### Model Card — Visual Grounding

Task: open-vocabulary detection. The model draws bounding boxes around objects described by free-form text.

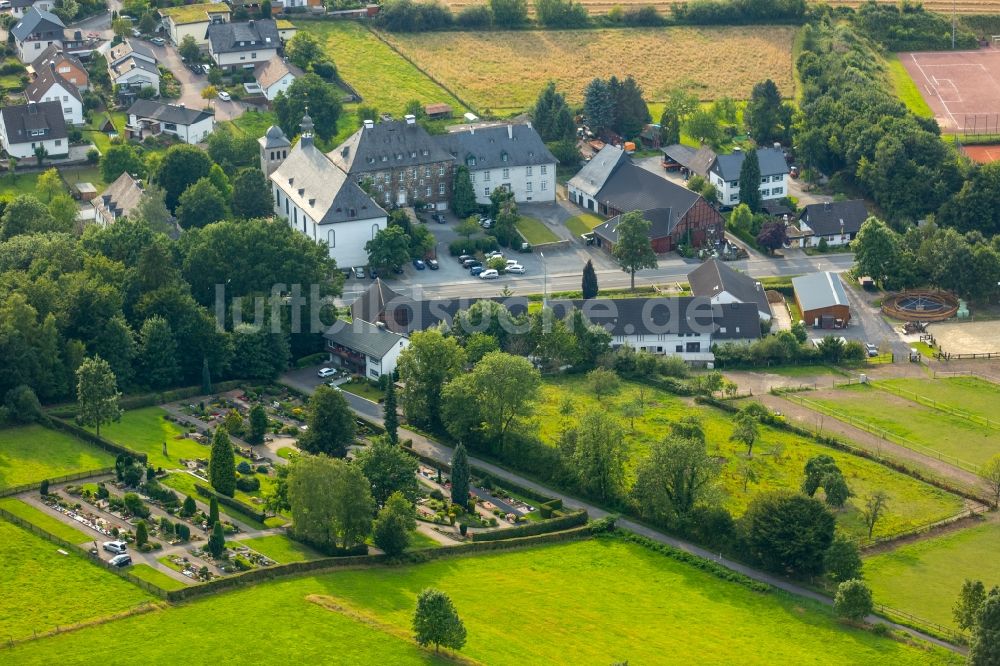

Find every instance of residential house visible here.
[707,147,789,207]
[126,100,214,144]
[253,56,302,101]
[92,172,145,226]
[258,124,291,177]
[107,39,157,69]
[280,0,324,10]
[160,3,230,47]
[206,19,279,70]
[107,41,160,98]
[24,62,83,125]
[60,29,98,59]
[267,116,389,269]
[10,7,64,62]
[30,45,88,90]
[9,0,55,19]
[323,318,409,380]
[435,123,556,205]
[328,116,454,210]
[687,258,772,321]
[792,272,851,329]
[794,200,869,248]
[275,19,297,41]
[0,100,68,159]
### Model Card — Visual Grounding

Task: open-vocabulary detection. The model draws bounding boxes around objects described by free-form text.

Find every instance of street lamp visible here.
[539,251,547,306]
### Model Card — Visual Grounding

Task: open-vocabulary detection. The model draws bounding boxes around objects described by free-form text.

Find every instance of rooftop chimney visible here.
[404,114,415,125]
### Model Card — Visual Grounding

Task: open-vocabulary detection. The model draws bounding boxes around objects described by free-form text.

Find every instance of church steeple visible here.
[300,107,314,148]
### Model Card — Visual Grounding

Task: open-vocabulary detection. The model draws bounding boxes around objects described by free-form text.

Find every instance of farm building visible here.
[424,103,452,119]
[792,272,851,329]
[688,258,772,321]
[794,200,869,248]
[661,144,716,177]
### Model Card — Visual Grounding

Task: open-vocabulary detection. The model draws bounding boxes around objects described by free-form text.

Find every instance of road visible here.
[278,369,960,653]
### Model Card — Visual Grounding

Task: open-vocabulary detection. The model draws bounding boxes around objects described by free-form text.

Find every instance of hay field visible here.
[381,26,796,112]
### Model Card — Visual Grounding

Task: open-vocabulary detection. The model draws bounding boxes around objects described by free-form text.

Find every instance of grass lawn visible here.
[0,172,43,199]
[61,165,107,191]
[408,529,441,549]
[225,108,279,139]
[886,54,934,119]
[159,471,269,530]
[296,22,463,117]
[338,381,384,403]
[236,534,322,563]
[88,407,212,470]
[515,216,560,245]
[276,446,299,459]
[874,376,1000,425]
[564,212,605,237]
[0,520,154,642]
[538,377,964,539]
[5,538,955,664]
[0,497,96,544]
[0,425,114,490]
[128,564,188,592]
[380,27,796,114]
[808,384,1000,468]
[865,520,1000,631]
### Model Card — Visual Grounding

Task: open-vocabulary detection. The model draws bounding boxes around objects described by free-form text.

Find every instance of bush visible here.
[834,579,874,621]
[135,520,148,547]
[175,522,191,541]
[40,479,49,496]
[123,492,150,518]
[236,475,261,492]
[456,4,492,27]
[448,236,500,256]
[311,61,337,81]
[86,148,100,163]
[237,461,253,474]
[472,510,588,542]
[622,5,664,25]
[256,465,269,475]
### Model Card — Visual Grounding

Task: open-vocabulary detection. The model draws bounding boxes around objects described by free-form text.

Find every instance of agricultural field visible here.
[0,520,154,642]
[806,383,1000,468]
[0,425,114,490]
[874,376,1000,424]
[380,27,797,113]
[2,538,956,664]
[865,519,1000,631]
[537,377,965,539]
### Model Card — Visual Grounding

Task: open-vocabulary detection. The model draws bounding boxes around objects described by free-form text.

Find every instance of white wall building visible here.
[9,0,56,19]
[159,3,230,47]
[324,319,409,380]
[207,19,279,70]
[707,147,789,207]
[10,7,64,62]
[567,144,626,213]
[0,100,68,159]
[126,100,214,144]
[253,57,302,101]
[107,40,159,95]
[24,63,83,125]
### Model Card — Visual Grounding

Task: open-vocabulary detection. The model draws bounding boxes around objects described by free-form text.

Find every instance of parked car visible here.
[102,541,127,555]
[486,251,503,260]
[479,269,499,280]
[865,343,879,357]
[131,28,141,37]
[480,219,493,229]
[462,258,481,269]
[412,259,426,270]
[369,266,378,279]
[201,64,212,74]
[188,63,202,75]
[505,259,519,266]
[392,264,404,274]
[458,254,473,264]
[470,266,485,276]
[352,266,365,279]
[150,37,165,46]
[109,554,133,568]
[340,267,352,279]
[427,258,439,270]
[506,264,526,274]
[433,213,446,224]
[217,90,231,102]
[318,367,336,378]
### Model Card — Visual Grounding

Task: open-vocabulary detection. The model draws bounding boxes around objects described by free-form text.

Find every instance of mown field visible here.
[0,425,114,490]
[865,519,1000,631]
[0,520,154,642]
[380,26,797,112]
[3,538,957,664]
[537,377,965,539]
[0,497,95,544]
[87,407,206,470]
[807,383,1000,468]
[875,376,1000,424]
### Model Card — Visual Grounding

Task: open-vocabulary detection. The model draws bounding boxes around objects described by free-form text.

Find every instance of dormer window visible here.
[298,188,305,196]
[349,208,356,217]
[381,155,387,162]
[367,156,375,164]
[288,177,294,185]
[501,152,508,162]
[410,151,416,158]
[421,149,429,156]
[467,156,476,167]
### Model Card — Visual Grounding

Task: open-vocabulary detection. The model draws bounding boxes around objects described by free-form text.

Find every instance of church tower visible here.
[258,124,291,178]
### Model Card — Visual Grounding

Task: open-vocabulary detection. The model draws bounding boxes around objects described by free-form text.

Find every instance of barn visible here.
[792,272,851,329]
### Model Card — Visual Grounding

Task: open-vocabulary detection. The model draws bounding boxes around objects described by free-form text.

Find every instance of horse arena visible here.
[900,48,1000,134]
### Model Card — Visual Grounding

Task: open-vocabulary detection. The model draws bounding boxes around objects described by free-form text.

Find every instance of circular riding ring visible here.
[881,289,959,322]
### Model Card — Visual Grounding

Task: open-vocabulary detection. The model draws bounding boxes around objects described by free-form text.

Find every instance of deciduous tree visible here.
[861,490,889,540]
[287,454,374,550]
[273,73,342,142]
[156,144,213,211]
[834,579,873,621]
[355,436,419,508]
[980,454,1000,508]
[824,535,863,583]
[968,586,1000,666]
[742,491,835,577]
[955,579,987,632]
[137,315,180,389]
[248,403,268,444]
[366,225,411,270]
[231,167,274,219]
[632,435,720,521]
[285,32,323,70]
[413,588,467,652]
[611,211,656,290]
[177,178,228,229]
[397,330,466,430]
[101,145,146,184]
[373,491,415,556]
[76,356,121,437]
[299,385,356,458]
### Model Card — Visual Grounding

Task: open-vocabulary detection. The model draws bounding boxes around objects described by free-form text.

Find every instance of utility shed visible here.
[792,271,851,329]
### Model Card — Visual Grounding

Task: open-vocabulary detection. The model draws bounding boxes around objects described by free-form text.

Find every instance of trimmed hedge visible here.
[46,380,244,419]
[47,418,148,464]
[194,483,266,524]
[539,498,562,518]
[472,509,588,542]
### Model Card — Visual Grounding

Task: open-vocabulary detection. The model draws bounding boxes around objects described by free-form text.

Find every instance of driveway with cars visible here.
[148,40,247,121]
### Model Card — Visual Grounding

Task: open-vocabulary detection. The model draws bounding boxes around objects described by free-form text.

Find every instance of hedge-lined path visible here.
[279,375,963,654]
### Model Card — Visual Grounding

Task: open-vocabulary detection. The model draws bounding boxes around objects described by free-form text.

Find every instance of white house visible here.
[92,172,145,226]
[10,7,64,62]
[126,100,214,144]
[435,123,557,205]
[30,45,89,90]
[9,0,56,19]
[206,19,279,70]
[106,40,159,95]
[687,258,772,322]
[567,144,626,213]
[159,3,230,47]
[266,116,389,269]
[707,147,789,207]
[794,200,869,249]
[24,62,83,125]
[0,100,68,159]
[253,57,302,101]
[324,319,409,380]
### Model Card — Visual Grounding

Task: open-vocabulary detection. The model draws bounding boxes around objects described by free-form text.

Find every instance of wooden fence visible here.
[870,381,998,430]
[0,468,114,499]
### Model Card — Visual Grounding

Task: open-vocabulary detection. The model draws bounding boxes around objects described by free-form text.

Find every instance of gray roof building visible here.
[710,147,789,181]
[107,39,156,66]
[661,144,717,177]
[30,44,85,78]
[324,318,406,360]
[260,124,291,150]
[207,19,279,54]
[799,200,869,237]
[93,172,145,225]
[25,62,81,103]
[329,118,455,175]
[595,161,701,221]
[436,123,556,170]
[567,144,626,198]
[127,99,213,126]
[792,272,850,313]
[11,7,64,42]
[687,258,772,319]
[0,100,67,146]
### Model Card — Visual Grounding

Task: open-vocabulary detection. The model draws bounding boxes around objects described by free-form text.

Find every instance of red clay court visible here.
[900,48,1000,133]
[961,144,1000,163]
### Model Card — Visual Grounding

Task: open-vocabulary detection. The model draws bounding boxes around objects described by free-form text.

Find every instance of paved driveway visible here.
[148,41,247,121]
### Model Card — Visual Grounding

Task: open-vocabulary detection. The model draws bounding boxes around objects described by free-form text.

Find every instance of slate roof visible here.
[662,143,696,166]
[329,119,455,175]
[800,200,869,237]
[544,298,761,340]
[567,144,626,197]
[436,123,556,171]
[30,45,85,79]
[270,137,386,226]
[95,172,144,221]
[207,19,279,54]
[710,147,788,181]
[108,39,156,66]
[324,318,406,359]
[25,62,81,103]
[127,100,213,126]
[594,207,671,245]
[687,258,772,319]
[253,57,302,90]
[11,7,64,41]
[260,124,290,149]
[792,272,850,313]
[595,161,701,221]
[0,101,67,145]
[689,147,718,177]
[110,56,159,80]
